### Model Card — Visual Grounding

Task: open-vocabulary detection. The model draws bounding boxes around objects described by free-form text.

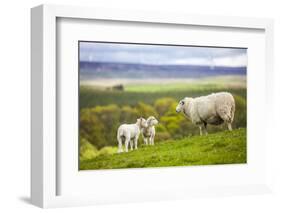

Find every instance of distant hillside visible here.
[80,61,247,80]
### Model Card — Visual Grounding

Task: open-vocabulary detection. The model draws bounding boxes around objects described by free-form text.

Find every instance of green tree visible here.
[80,108,107,149]
[93,104,121,147]
[136,102,158,118]
[154,97,177,116]
[120,105,138,123]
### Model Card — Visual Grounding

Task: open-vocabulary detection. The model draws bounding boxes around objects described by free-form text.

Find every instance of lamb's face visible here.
[147,116,158,126]
[137,118,148,128]
[176,98,186,113]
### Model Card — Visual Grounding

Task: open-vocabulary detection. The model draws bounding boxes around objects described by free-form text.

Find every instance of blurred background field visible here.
[79,76,247,164]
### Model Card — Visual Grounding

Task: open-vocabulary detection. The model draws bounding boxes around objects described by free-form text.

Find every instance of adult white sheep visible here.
[176,92,235,135]
[142,116,158,146]
[117,118,148,153]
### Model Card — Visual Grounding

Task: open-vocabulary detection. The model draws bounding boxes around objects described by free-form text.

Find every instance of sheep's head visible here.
[146,116,158,126]
[137,117,148,128]
[176,97,190,113]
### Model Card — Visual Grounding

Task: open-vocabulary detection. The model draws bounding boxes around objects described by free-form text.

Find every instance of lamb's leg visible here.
[129,140,134,150]
[134,136,139,150]
[117,137,123,153]
[124,138,130,152]
[150,135,155,145]
[143,138,148,145]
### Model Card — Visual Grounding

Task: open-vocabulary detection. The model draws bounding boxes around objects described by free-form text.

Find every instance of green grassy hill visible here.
[80,128,246,170]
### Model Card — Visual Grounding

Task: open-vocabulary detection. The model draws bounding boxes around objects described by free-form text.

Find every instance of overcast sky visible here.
[79,42,247,67]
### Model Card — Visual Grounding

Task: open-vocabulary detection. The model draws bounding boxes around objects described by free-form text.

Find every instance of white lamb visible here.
[117,118,148,153]
[142,116,158,146]
[176,92,235,135]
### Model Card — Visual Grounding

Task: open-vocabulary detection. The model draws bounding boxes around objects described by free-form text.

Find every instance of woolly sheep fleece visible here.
[176,92,235,135]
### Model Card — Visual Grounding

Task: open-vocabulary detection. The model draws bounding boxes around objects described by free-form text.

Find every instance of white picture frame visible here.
[31,4,274,208]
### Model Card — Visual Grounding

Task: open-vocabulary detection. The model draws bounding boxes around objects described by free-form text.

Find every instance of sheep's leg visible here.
[199,126,203,136]
[218,110,233,131]
[124,138,130,152]
[203,123,208,135]
[227,123,233,131]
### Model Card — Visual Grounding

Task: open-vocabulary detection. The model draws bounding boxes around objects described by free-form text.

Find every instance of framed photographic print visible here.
[31,4,274,208]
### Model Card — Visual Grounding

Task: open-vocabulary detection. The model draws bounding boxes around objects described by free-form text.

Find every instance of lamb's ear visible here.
[146,118,150,125]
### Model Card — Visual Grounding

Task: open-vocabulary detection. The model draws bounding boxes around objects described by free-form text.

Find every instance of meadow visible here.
[80,128,246,170]
[79,76,247,169]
